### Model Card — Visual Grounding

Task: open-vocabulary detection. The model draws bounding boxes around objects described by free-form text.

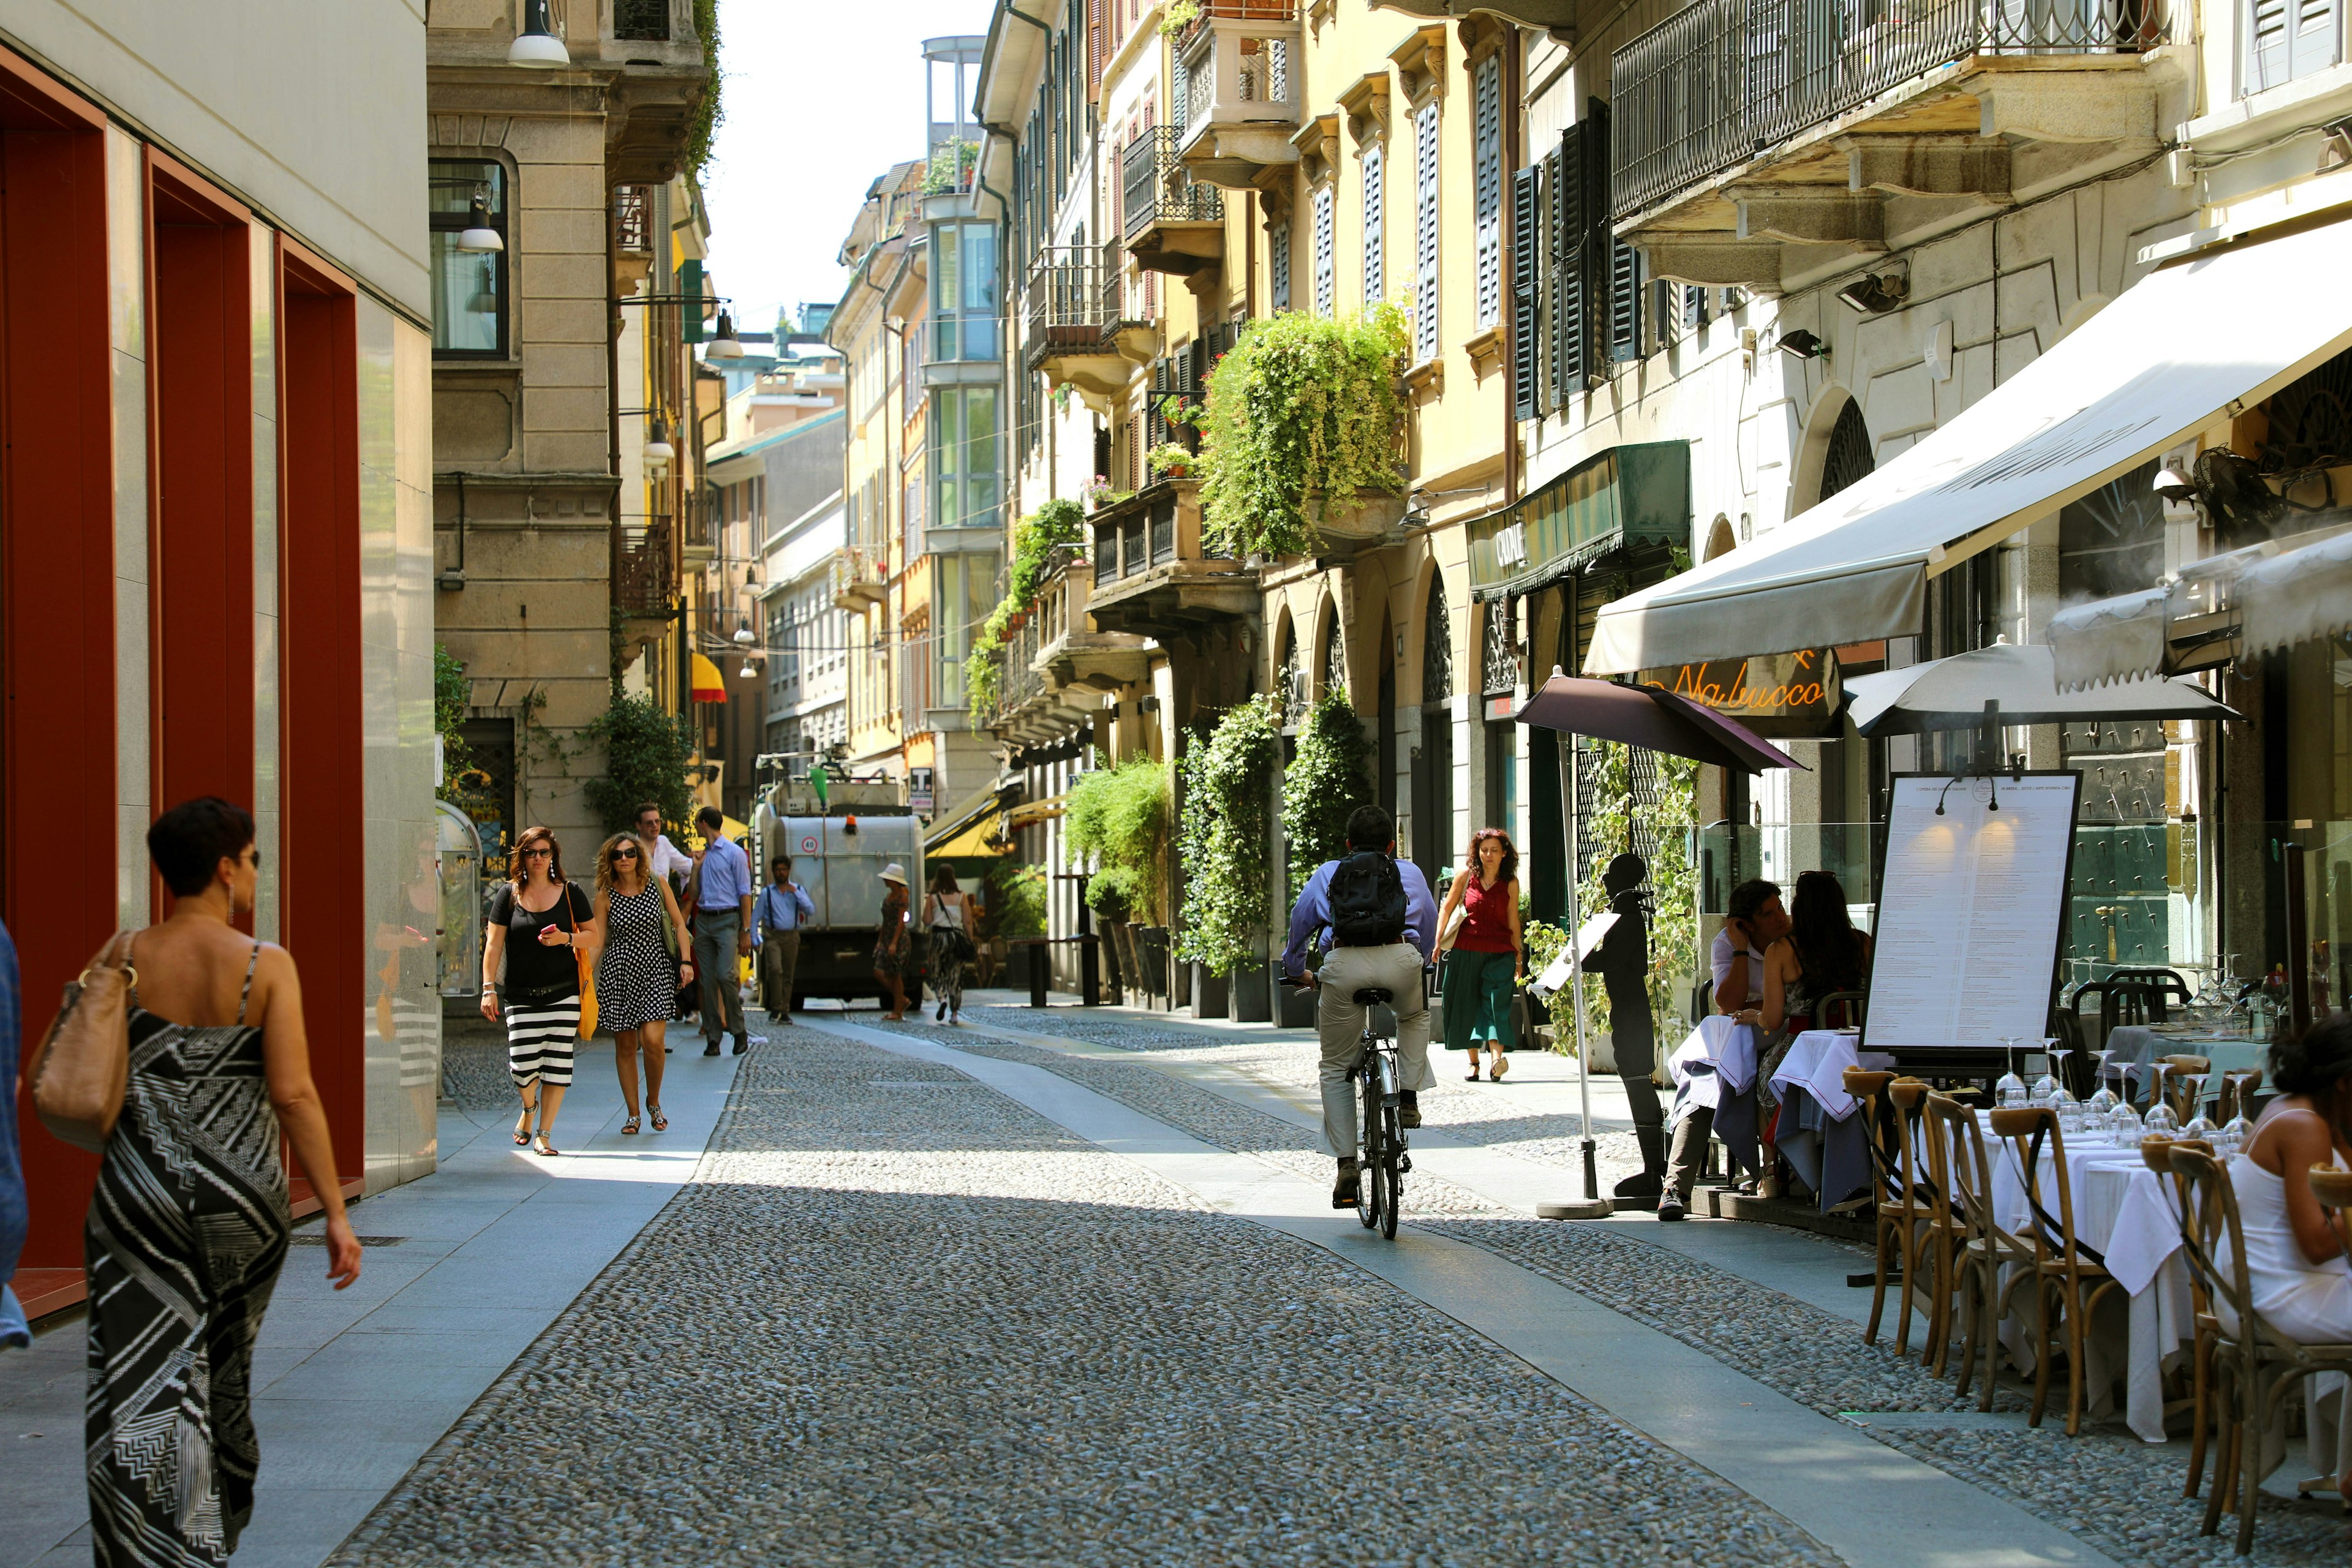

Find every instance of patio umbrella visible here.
[1513,674,1807,774]
[1845,641,2237,736]
[1513,672,1800,1214]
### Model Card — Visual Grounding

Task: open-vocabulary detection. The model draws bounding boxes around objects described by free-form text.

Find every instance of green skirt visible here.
[1441,948,1518,1050]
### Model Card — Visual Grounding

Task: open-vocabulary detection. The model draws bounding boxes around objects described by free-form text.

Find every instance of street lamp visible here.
[643,417,675,464]
[731,625,757,646]
[507,0,569,66]
[707,311,744,360]
[456,191,503,253]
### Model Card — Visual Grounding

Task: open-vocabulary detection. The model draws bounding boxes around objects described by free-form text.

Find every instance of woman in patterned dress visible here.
[873,864,911,1020]
[480,826,600,1156]
[85,796,361,1566]
[594,832,694,1134]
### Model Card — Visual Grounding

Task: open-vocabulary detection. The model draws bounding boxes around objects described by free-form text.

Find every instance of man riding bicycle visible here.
[1281,805,1439,1209]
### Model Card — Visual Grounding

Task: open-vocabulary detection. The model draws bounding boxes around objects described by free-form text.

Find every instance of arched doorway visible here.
[1411,573,1454,887]
[1819,399,1875,503]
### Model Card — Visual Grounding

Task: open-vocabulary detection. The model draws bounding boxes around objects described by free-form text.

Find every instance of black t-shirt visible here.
[489,881,594,1003]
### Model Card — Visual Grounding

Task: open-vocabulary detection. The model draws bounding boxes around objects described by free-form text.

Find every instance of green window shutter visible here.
[1610,240,1642,363]
[1554,126,1589,394]
[682,258,704,344]
[1510,162,1540,422]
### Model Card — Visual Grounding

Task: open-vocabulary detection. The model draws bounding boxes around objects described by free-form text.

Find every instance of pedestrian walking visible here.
[1436,828,1525,1082]
[85,797,361,1562]
[481,825,598,1156]
[635,801,695,888]
[873,864,911,1021]
[756,856,813,1023]
[594,832,693,1135]
[924,865,978,1025]
[689,807,753,1055]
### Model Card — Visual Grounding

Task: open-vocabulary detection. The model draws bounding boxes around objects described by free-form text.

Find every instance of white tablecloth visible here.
[1770,1030,1893,1120]
[1667,1016,1757,1112]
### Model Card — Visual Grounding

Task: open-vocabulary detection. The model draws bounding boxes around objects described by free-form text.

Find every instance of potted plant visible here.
[1080,476,1116,513]
[1147,442,1196,481]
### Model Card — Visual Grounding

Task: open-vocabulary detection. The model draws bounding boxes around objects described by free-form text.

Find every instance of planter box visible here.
[1233,960,1272,1022]
[1277,979,1315,1028]
[1306,492,1408,546]
[1137,926,1173,1005]
[1191,961,1228,1020]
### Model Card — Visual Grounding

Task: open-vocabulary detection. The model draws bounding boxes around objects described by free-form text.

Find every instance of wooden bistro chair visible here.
[1926,1092,2038,1408]
[1992,1104,2127,1435]
[2141,1137,2220,1498]
[1848,1068,1928,1355]
[2168,1147,2352,1555]
[2219,1069,2264,1126]
[1896,1078,1970,1373]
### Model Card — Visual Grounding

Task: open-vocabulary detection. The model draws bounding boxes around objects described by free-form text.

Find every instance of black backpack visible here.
[1327,850,1408,947]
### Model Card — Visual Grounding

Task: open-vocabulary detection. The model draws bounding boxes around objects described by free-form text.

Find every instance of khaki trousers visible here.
[1314,943,1434,1159]
[760,928,800,1015]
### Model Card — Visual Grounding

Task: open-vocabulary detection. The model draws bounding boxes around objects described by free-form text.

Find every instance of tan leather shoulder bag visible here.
[31,930,138,1153]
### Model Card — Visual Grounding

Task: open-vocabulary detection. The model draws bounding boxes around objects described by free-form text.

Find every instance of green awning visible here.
[1468,442,1691,602]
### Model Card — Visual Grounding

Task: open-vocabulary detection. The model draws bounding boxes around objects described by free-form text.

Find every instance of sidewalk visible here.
[1,1025,743,1568]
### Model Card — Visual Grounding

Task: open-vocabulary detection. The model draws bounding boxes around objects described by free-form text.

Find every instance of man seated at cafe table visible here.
[1658,880,1791,1221]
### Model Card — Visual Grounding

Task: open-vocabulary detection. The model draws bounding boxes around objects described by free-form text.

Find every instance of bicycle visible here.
[1287,972,1413,1238]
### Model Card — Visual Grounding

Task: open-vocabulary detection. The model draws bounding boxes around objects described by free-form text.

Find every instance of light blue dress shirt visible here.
[756,881,815,935]
[695,835,753,914]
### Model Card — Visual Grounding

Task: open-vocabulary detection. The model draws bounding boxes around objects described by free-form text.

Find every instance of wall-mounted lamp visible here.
[732,625,756,646]
[456,192,503,253]
[643,418,675,464]
[737,659,760,680]
[1836,271,1908,314]
[507,0,569,67]
[2152,464,2198,502]
[1777,328,1828,361]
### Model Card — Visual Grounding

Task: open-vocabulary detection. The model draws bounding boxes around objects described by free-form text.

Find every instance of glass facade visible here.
[932,550,1002,710]
[932,385,1002,535]
[930,219,1000,363]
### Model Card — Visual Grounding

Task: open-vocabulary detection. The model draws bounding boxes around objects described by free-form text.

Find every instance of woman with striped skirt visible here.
[481,826,600,1156]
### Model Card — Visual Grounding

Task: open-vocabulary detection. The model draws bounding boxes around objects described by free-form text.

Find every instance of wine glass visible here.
[2046,1035,2075,1098]
[2086,1047,2119,1121]
[2143,1062,2180,1137]
[1997,1037,2028,1108]
[2109,1092,2146,1147]
[2180,1070,2218,1144]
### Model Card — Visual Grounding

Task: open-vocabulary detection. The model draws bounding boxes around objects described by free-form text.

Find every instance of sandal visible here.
[513,1110,532,1147]
[622,1115,641,1136]
[649,1103,668,1132]
[532,1133,560,1158]
[1491,1055,1509,1082]
[1465,1063,1482,1081]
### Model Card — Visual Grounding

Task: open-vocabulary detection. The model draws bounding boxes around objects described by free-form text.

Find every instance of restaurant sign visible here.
[1637,649,1843,737]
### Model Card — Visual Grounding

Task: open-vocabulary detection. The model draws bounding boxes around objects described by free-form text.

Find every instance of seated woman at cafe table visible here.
[1728,871,1869,1198]
[2222,1013,2352,1503]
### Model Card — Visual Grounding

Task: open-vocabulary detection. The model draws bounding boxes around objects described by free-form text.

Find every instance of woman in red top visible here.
[1437,828,1526,1081]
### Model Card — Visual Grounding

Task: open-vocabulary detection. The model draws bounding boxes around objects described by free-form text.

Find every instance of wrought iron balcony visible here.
[1611,0,2167,288]
[1080,481,1259,643]
[982,552,1152,742]
[613,518,673,616]
[1023,244,1154,406]
[1173,1,1305,187]
[1123,128,1226,276]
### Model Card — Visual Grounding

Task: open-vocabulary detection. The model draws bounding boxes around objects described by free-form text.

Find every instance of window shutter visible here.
[1474,54,1504,330]
[1609,241,1642,363]
[2247,0,2291,86]
[1414,99,1441,363]
[1362,142,1385,305]
[1553,126,1588,396]
[1313,184,1336,316]
[2293,0,2341,79]
[1270,220,1292,311]
[1686,284,1710,332]
[1510,163,1540,422]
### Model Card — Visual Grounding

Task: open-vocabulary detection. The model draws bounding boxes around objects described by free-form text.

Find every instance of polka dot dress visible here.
[596,884,677,1032]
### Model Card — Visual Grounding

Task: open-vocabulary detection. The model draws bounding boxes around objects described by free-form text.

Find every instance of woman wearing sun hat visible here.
[873,862,912,1020]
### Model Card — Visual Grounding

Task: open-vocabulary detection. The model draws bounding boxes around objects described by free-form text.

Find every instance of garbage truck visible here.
[752,773,924,1011]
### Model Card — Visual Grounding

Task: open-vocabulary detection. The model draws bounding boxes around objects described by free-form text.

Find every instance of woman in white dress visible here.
[2220,1015,2352,1502]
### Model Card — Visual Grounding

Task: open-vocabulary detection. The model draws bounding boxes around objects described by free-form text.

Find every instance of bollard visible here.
[1028,942,1047,1009]
[1080,933,1100,1006]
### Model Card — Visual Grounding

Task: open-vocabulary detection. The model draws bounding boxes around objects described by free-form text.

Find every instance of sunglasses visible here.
[519,846,553,860]
[612,846,641,860]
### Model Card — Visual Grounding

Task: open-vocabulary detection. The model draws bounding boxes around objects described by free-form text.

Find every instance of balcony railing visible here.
[1025,245,1125,364]
[1173,1,1302,142]
[1092,492,1182,586]
[1121,127,1225,239]
[613,185,651,254]
[680,492,711,550]
[1611,0,2166,216]
[614,520,673,616]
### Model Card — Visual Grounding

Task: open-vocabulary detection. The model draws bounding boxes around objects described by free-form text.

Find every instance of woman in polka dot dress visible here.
[594,832,694,1134]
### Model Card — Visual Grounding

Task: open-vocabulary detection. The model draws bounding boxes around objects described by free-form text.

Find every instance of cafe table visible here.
[2103,1024,2269,1102]
[1769,1030,1895,1210]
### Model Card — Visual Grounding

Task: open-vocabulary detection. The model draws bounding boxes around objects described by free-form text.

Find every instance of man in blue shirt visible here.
[754,855,815,1024]
[690,807,755,1055]
[1282,805,1439,1208]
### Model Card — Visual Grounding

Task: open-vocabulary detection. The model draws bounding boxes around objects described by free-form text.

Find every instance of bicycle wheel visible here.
[1357,1072,1381,1230]
[1379,1102,1403,1239]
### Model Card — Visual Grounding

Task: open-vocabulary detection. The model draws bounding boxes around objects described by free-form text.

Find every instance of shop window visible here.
[1323,615,1348,701]
[429,159,507,358]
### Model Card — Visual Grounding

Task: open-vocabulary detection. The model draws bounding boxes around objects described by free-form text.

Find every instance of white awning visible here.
[2051,527,2352,687]
[1584,215,2352,675]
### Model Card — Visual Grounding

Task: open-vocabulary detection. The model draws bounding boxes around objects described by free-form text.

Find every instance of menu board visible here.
[1863,772,2081,1053]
